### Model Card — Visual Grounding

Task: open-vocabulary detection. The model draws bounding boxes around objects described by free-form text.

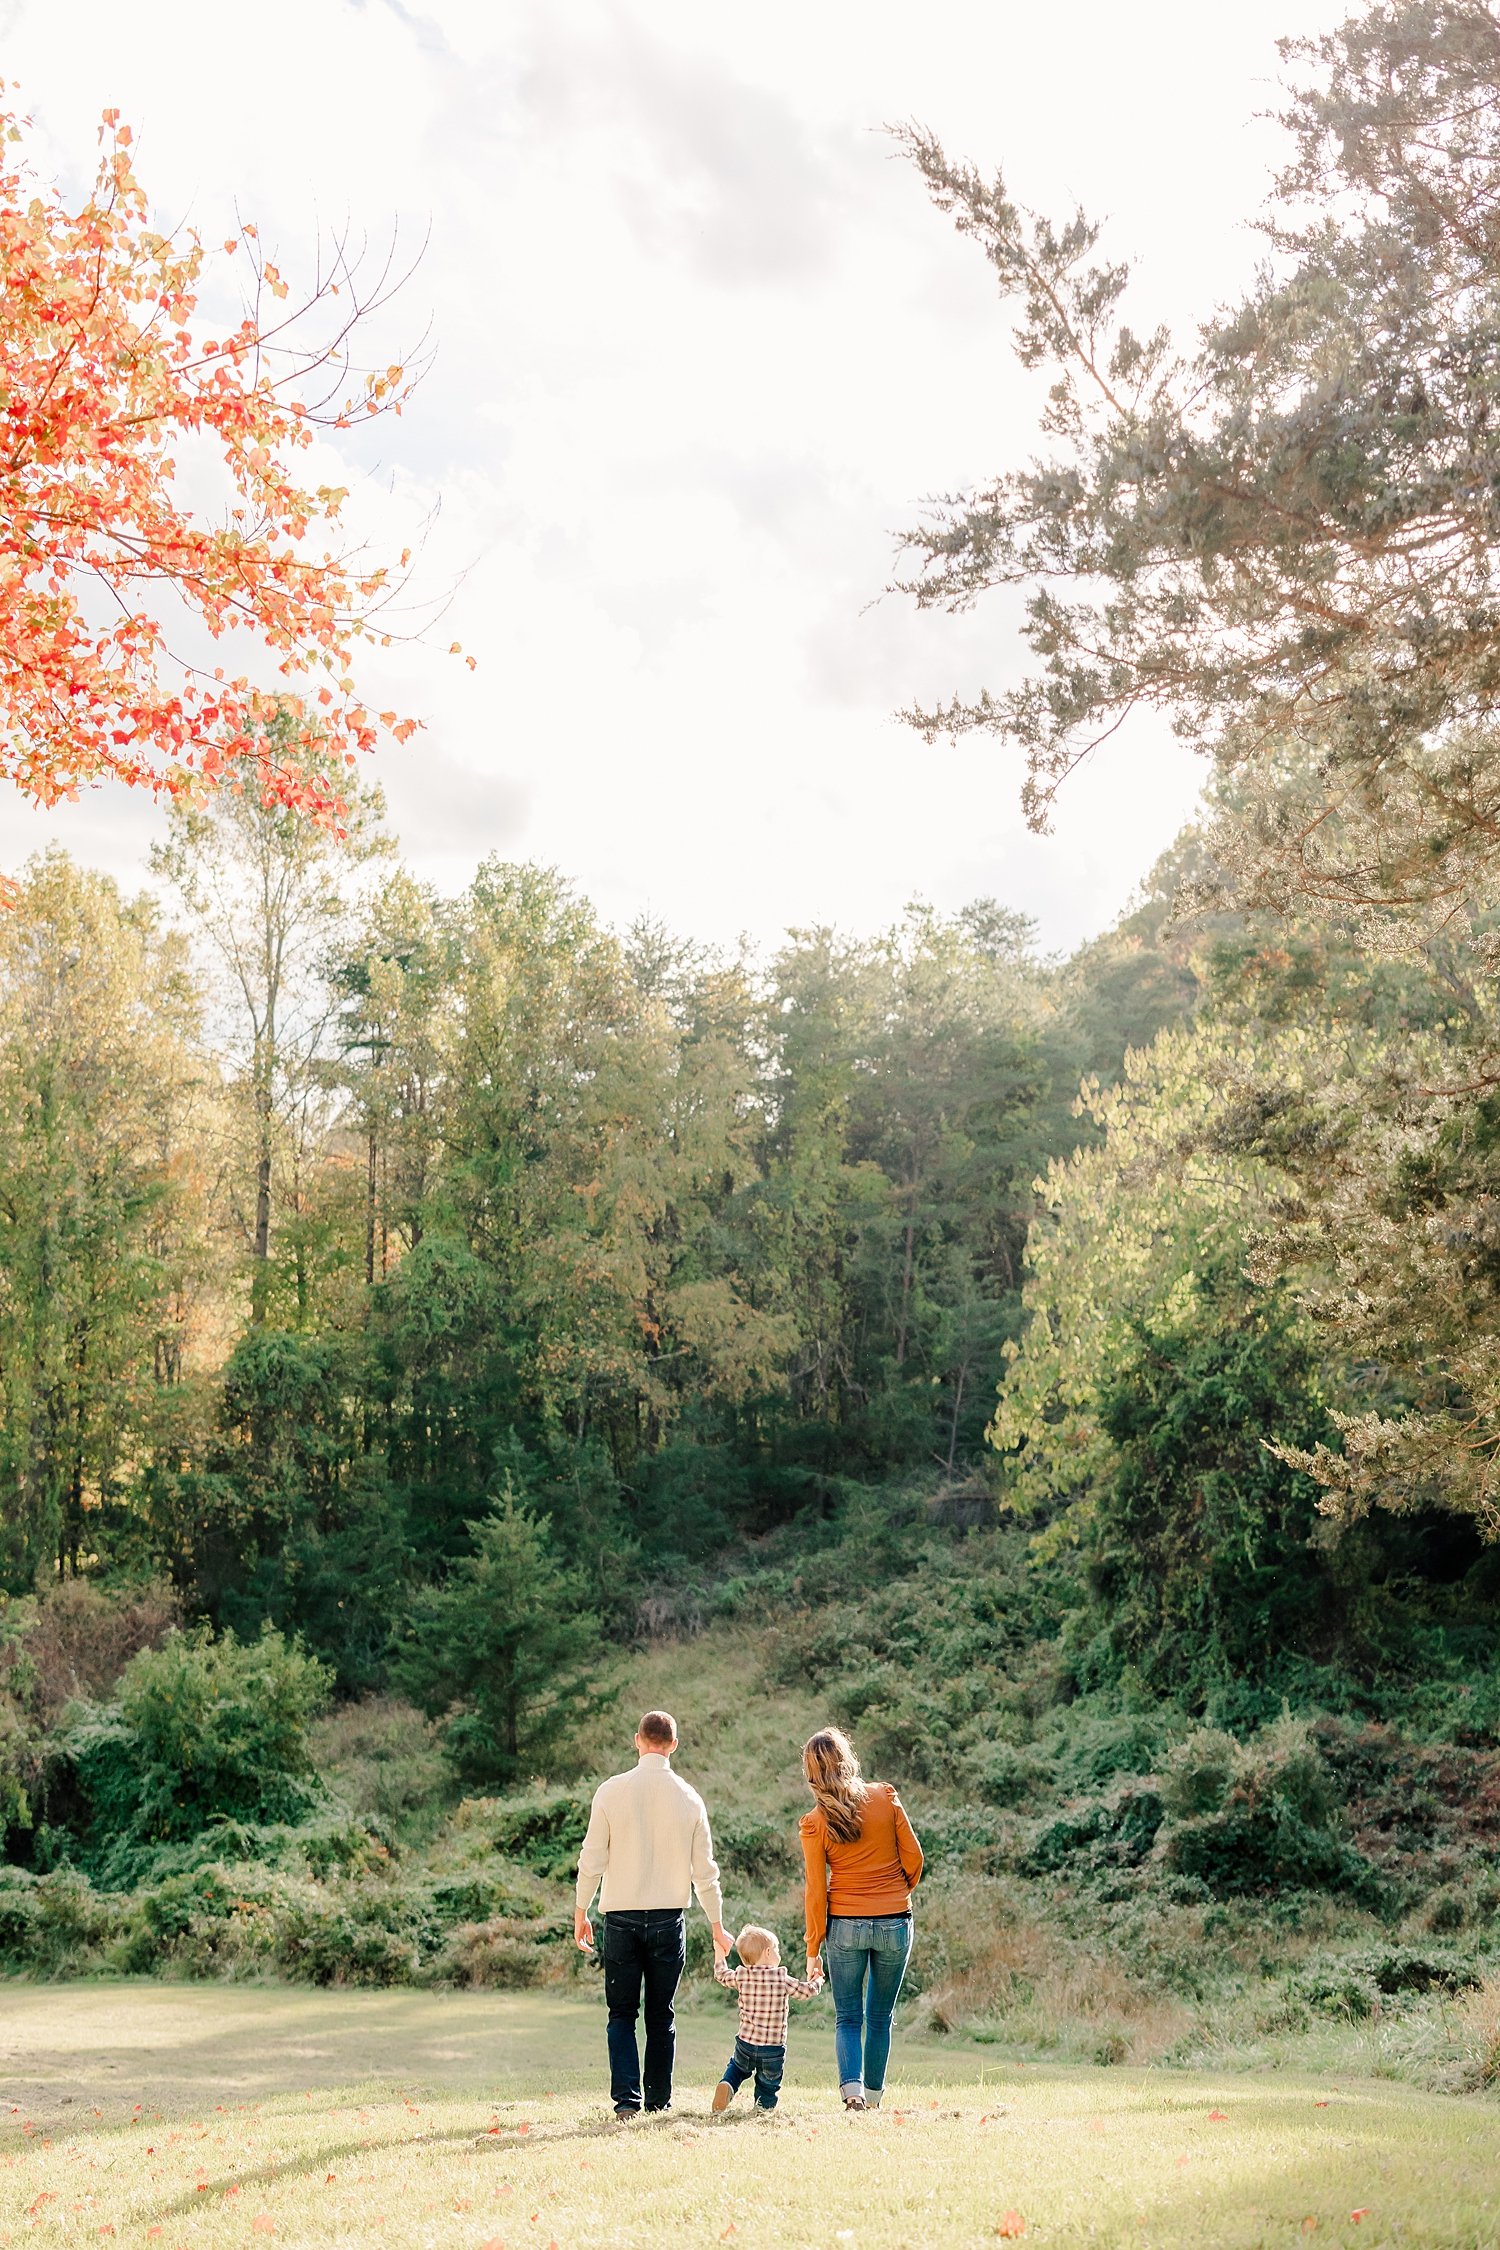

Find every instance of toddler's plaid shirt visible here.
[714,1956,822,2046]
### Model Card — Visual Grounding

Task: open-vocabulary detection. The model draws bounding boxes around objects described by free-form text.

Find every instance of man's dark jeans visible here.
[721,2036,785,2110]
[601,1908,686,2113]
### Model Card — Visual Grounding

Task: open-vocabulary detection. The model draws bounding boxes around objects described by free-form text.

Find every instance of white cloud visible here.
[0,0,1345,951]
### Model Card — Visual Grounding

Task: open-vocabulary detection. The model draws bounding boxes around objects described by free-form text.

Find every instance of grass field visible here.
[0,1985,1496,2249]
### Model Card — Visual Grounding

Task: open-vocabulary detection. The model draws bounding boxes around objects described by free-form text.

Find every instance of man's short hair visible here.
[637,1710,678,1748]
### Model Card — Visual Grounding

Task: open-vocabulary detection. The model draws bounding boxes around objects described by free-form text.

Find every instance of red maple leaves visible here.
[0,91,427,837]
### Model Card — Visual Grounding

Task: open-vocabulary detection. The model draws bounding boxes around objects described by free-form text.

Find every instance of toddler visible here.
[712,1923,823,2113]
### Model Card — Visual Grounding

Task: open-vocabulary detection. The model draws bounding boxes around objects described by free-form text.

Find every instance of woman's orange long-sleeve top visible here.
[800,1781,924,1956]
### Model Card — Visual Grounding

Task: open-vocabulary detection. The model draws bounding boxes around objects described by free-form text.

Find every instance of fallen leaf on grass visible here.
[1301,2222,1318,2235]
[1315,2100,1330,2109]
[478,2238,505,2249]
[995,2215,1026,2240]
[1351,2212,1371,2225]
[147,2232,162,2241]
[252,2217,275,2235]
[1208,2110,1229,2122]
[721,2228,737,2240]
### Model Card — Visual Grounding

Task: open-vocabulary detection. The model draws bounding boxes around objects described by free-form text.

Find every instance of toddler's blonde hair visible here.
[735,1924,778,1963]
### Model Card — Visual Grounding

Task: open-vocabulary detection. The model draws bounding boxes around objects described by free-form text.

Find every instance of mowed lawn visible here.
[0,1985,1496,2249]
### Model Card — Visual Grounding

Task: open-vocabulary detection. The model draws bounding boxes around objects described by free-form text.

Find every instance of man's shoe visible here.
[613,2104,639,2121]
[711,2081,734,2114]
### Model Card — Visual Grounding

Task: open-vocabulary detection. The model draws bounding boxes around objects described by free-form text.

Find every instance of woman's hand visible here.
[807,1957,821,1982]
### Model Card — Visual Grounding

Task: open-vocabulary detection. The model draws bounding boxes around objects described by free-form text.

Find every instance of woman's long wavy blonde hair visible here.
[803,1727,869,1844]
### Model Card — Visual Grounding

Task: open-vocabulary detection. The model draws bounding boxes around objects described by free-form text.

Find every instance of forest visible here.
[8,0,1500,2098]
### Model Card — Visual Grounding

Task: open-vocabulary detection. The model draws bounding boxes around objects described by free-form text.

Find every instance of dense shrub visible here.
[713,1810,798,1884]
[435,1913,571,1988]
[466,1790,591,1880]
[68,1627,330,1880]
[0,1580,179,1728]
[1025,1784,1166,1877]
[1155,1720,1381,1901]
[1083,1272,1340,1698]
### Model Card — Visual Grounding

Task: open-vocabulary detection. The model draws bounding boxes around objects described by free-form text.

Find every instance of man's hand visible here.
[712,1922,733,1957]
[574,1908,594,1952]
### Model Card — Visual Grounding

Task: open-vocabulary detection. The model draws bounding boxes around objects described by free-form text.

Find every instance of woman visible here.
[799,1726,923,2111]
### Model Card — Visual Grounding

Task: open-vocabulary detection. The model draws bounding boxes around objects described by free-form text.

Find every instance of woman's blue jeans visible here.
[824,1913,913,2095]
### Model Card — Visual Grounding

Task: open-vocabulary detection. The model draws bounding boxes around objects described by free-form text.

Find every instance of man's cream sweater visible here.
[574,1752,724,1923]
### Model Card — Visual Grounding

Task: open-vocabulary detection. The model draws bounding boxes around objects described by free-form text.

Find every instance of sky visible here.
[0,0,1349,955]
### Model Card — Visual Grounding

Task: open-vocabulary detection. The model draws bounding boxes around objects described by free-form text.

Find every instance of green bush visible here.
[713,1811,798,1885]
[1160,1730,1239,1819]
[69,1626,330,1880]
[1024,1784,1165,1877]
[966,1740,1048,1809]
[466,1790,591,1880]
[1154,1717,1380,1902]
[434,1913,570,1988]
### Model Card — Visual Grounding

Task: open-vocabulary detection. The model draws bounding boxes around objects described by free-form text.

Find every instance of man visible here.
[574,1709,731,2119]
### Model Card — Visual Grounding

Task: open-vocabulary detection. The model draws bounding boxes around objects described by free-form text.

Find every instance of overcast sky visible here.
[0,0,1348,954]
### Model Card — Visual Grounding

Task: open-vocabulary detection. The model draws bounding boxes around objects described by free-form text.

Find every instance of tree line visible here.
[0,760,1197,1765]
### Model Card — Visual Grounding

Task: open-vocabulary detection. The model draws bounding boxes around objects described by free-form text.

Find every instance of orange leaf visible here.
[721,2230,737,2241]
[252,2219,275,2236]
[1208,2109,1229,2121]
[996,2216,1027,2240]
[1351,2213,1371,2226]
[479,2240,506,2249]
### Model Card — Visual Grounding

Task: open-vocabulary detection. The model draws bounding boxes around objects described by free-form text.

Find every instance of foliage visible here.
[1080,1266,1339,1698]
[397,1493,600,1785]
[0,101,424,835]
[69,1626,330,1877]
[894,1,1500,931]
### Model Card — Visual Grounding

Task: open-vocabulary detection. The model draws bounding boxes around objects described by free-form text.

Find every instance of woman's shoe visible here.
[864,2090,882,2110]
[841,2086,867,2111]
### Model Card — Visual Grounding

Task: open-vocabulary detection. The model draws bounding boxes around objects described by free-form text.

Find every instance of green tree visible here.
[0,854,212,1584]
[1084,1265,1339,1701]
[151,721,391,1328]
[894,1,1500,926]
[398,1490,599,1784]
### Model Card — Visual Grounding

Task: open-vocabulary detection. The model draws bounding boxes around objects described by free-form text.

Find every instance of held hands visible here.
[807,1958,823,1985]
[712,1922,734,1959]
[574,1908,595,1952]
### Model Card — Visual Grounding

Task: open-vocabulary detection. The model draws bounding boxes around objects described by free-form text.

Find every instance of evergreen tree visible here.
[397,1490,599,1783]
